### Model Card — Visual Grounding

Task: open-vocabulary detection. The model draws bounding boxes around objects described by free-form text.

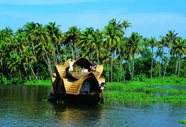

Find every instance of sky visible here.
[0,0,186,40]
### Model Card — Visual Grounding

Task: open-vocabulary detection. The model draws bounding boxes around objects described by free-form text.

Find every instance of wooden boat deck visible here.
[71,72,100,79]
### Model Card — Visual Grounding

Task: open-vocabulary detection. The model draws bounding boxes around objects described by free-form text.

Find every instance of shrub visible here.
[12,78,23,84]
[133,74,148,81]
[0,76,8,84]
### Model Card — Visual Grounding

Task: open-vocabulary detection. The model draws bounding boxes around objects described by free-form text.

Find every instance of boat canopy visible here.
[73,57,92,69]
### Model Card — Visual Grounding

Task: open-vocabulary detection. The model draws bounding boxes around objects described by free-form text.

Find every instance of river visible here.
[0,85,186,127]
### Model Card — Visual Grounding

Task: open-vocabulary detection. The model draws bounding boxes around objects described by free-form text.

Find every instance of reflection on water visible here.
[152,86,186,89]
[154,92,173,97]
[0,85,186,127]
[50,103,106,126]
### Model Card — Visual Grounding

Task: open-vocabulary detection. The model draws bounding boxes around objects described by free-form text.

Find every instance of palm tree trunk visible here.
[123,66,126,82]
[128,58,133,81]
[162,46,171,82]
[89,51,92,63]
[52,44,58,65]
[178,55,181,78]
[160,47,164,77]
[53,53,57,65]
[21,49,29,79]
[43,56,48,66]
[71,43,74,59]
[41,42,53,79]
[111,50,113,83]
[4,59,11,80]
[20,70,29,82]
[150,47,153,82]
[28,58,30,81]
[113,64,120,81]
[175,54,178,76]
[1,58,3,78]
[31,42,40,78]
[119,53,122,81]
[74,41,78,60]
[29,64,39,82]
[56,44,60,64]
[19,70,23,81]
[159,59,160,77]
[107,62,109,82]
[32,42,36,56]
[159,57,162,77]
[65,45,67,61]
[96,50,100,65]
[132,54,134,81]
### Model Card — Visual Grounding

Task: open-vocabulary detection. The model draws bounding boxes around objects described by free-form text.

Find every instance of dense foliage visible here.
[104,77,186,103]
[0,19,186,84]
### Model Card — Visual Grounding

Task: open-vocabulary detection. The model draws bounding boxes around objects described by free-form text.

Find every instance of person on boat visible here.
[80,67,88,73]
[69,58,74,72]
[90,61,97,71]
[98,81,107,103]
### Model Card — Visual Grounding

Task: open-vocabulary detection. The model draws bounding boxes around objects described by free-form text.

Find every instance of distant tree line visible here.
[0,19,186,84]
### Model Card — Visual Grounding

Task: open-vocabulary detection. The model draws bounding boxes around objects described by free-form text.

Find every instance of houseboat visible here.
[50,57,105,105]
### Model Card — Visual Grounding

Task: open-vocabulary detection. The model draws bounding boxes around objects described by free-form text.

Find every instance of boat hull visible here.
[50,93,101,106]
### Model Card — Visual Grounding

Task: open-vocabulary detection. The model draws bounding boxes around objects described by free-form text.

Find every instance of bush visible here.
[0,76,8,84]
[12,78,23,84]
[133,74,148,81]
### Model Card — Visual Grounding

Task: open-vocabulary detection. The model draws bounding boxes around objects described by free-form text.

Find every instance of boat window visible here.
[80,80,90,93]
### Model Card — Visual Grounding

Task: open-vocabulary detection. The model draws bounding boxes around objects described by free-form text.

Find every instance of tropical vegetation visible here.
[0,19,186,84]
[104,76,186,103]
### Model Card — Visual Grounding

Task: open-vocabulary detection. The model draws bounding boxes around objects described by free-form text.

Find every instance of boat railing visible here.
[68,71,100,79]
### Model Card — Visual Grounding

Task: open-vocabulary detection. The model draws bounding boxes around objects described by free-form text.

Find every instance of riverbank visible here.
[0,76,52,85]
[104,77,186,103]
[1,76,186,104]
[23,80,52,85]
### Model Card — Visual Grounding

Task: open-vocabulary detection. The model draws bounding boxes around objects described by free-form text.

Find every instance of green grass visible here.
[23,80,52,86]
[104,76,186,103]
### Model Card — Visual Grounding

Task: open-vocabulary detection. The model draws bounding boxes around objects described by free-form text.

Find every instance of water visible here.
[152,86,186,89]
[0,85,186,127]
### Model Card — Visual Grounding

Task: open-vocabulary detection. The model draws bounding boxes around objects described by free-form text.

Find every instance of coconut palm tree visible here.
[142,37,149,50]
[65,26,81,60]
[45,22,62,64]
[116,37,126,82]
[0,29,7,78]
[91,29,103,64]
[162,30,178,82]
[154,48,166,77]
[4,27,13,37]
[128,32,143,81]
[182,56,186,77]
[120,20,132,43]
[34,23,54,79]
[103,18,124,83]
[77,27,94,62]
[101,50,111,82]
[20,48,39,81]
[14,28,28,76]
[0,40,6,78]
[23,22,38,56]
[170,37,186,78]
[149,37,157,81]
[0,28,14,80]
